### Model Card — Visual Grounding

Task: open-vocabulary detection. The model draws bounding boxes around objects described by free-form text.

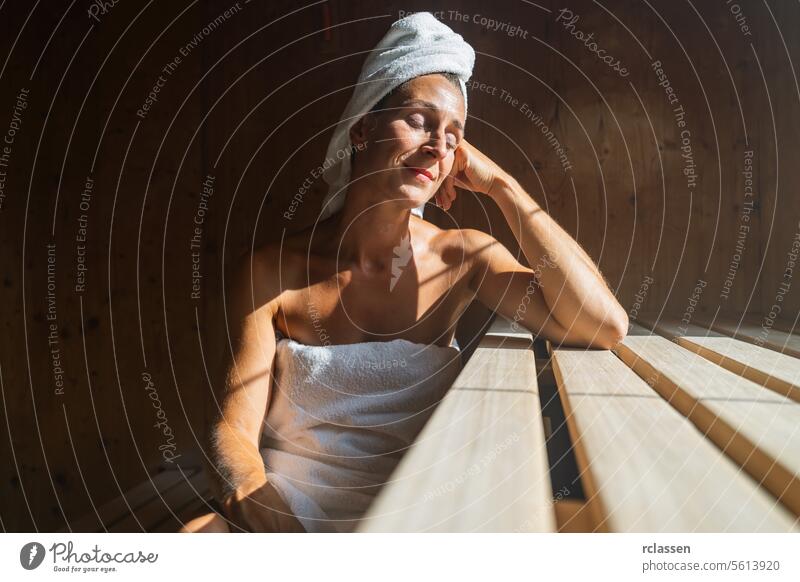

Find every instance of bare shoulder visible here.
[439,227,525,291]
[423,225,498,288]
[435,225,500,263]
[227,244,287,319]
[415,218,481,252]
[247,229,314,285]
[455,227,501,252]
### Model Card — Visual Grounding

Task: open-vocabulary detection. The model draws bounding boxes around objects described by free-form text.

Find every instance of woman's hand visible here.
[221,475,306,533]
[434,139,510,211]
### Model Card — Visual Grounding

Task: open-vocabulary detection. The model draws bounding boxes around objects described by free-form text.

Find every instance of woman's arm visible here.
[438,139,628,349]
[204,249,304,532]
[488,173,628,347]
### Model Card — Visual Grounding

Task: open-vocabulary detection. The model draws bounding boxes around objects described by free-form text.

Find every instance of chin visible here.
[395,183,431,208]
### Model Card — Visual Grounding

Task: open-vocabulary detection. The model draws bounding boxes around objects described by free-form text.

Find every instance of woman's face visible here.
[349,74,466,211]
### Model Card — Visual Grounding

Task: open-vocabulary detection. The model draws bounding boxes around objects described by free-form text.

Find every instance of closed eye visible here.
[407,110,461,150]
[407,113,425,129]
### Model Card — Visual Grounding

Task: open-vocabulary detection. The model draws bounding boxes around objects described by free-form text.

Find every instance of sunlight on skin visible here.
[194,73,627,533]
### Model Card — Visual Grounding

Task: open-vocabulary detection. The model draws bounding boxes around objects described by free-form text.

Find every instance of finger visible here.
[264,482,304,532]
[436,181,449,208]
[445,177,457,210]
[438,178,451,210]
[448,176,458,202]
[453,146,469,184]
[249,506,288,533]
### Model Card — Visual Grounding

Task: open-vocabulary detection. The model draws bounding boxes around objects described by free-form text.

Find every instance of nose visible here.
[421,129,448,161]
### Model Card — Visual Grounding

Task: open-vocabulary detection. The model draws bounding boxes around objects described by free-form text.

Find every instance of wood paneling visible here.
[1,0,798,530]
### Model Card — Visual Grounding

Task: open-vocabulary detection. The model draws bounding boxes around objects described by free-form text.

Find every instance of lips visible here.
[403,165,435,182]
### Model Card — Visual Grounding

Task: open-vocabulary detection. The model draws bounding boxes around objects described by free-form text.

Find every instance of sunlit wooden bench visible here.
[358,315,555,532]
[66,313,800,532]
[693,314,800,359]
[562,319,799,531]
[359,314,800,532]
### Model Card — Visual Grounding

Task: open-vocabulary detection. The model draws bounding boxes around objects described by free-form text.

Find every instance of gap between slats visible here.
[550,345,798,532]
[693,314,800,359]
[614,325,800,518]
[637,316,800,404]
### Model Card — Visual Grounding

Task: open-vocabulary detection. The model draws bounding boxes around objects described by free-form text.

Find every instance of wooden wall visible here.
[0,0,797,531]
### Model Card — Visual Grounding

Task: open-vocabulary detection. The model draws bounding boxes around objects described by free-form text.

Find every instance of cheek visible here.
[381,122,422,151]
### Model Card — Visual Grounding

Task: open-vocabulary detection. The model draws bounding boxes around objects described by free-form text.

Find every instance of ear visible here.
[349,113,377,145]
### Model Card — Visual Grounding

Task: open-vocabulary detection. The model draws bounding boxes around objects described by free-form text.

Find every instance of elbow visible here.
[591,309,629,350]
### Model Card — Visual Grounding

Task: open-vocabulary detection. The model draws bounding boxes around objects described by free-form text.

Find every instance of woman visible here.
[183,13,627,533]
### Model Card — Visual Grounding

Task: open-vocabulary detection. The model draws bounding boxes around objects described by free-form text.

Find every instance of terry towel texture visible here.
[319,11,476,222]
[260,332,462,532]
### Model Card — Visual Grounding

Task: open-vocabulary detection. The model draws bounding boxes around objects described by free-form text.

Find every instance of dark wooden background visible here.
[0,0,797,531]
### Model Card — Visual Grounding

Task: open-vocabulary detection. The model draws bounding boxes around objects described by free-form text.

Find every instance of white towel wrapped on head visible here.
[319,12,476,222]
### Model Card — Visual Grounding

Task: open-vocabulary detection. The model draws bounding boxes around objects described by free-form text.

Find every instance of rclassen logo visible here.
[19,542,46,570]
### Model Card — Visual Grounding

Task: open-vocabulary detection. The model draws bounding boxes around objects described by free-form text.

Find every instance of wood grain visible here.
[694,315,800,359]
[640,316,800,403]
[64,468,197,533]
[358,317,555,532]
[552,347,798,531]
[615,324,800,517]
[108,470,209,533]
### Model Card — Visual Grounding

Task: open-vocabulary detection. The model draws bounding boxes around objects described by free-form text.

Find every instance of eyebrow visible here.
[400,99,465,132]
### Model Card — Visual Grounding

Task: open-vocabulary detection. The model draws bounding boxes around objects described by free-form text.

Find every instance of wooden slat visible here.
[615,324,800,518]
[358,317,555,532]
[741,315,800,356]
[65,468,196,532]
[640,317,800,404]
[109,469,209,532]
[477,313,535,349]
[553,500,597,533]
[552,347,799,531]
[695,314,800,359]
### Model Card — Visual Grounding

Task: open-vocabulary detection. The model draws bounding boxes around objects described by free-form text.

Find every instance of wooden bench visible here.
[360,314,800,532]
[65,313,800,532]
[358,316,555,532]
[694,313,800,359]
[561,322,799,531]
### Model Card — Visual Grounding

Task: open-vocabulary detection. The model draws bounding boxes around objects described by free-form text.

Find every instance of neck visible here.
[333,182,417,274]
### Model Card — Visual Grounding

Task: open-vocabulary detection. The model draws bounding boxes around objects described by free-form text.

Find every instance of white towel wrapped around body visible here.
[260,332,462,532]
[319,12,476,221]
